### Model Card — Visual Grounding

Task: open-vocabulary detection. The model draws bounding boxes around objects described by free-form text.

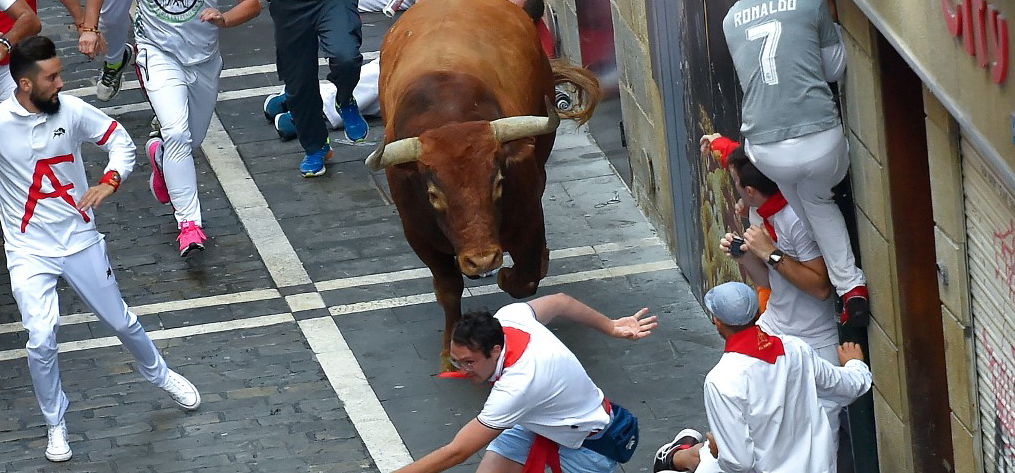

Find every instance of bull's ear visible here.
[502,138,537,168]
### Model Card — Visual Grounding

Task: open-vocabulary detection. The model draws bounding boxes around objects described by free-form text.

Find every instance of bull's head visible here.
[366,101,559,276]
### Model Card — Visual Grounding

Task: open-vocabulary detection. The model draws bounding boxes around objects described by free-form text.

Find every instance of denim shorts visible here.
[486,426,619,473]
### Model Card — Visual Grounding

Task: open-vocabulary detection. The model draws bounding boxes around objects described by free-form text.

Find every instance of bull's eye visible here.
[493,172,504,201]
[427,184,446,211]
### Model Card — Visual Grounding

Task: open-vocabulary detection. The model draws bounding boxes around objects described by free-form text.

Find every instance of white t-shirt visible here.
[135,0,220,66]
[0,95,135,257]
[749,205,839,349]
[477,303,610,449]
[0,0,15,11]
[704,333,871,473]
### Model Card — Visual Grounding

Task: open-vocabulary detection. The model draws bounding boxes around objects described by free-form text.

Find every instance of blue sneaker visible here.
[274,112,297,141]
[338,98,368,142]
[263,92,288,121]
[300,141,333,177]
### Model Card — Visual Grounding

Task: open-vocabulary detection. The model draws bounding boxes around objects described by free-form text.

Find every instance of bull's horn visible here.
[489,97,561,143]
[364,137,423,171]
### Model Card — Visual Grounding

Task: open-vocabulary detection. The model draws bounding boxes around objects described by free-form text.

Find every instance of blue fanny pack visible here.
[582,402,639,463]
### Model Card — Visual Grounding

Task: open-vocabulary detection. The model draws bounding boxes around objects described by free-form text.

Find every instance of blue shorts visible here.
[486,426,619,473]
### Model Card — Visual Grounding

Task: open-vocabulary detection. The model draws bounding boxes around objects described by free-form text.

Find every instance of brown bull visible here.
[366,0,600,371]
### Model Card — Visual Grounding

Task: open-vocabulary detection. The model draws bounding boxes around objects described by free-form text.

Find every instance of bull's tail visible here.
[550,59,602,125]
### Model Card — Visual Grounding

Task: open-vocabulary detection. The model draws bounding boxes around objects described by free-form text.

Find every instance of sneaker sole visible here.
[180,243,205,258]
[146,139,171,204]
[45,450,72,462]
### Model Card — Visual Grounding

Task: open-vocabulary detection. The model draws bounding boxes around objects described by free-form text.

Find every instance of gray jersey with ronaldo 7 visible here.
[723,0,841,144]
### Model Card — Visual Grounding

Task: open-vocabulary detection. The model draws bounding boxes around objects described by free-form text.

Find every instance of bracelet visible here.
[99,170,121,192]
[0,37,11,52]
[79,26,101,34]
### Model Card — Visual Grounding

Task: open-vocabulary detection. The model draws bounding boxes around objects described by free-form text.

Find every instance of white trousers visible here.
[136,43,222,227]
[9,240,168,426]
[745,127,866,296]
[0,64,15,101]
[99,0,133,63]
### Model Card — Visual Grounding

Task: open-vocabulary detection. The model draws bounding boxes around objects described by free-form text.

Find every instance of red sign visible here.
[941,0,1010,83]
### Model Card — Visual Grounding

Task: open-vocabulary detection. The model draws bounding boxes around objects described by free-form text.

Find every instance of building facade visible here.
[545,0,1015,472]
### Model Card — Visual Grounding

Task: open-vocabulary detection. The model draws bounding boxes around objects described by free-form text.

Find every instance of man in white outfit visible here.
[0,36,201,463]
[659,282,870,473]
[74,0,134,101]
[87,0,261,257]
[0,0,40,100]
[722,0,870,327]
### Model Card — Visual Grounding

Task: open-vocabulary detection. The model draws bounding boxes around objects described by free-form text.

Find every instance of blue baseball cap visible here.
[704,282,759,326]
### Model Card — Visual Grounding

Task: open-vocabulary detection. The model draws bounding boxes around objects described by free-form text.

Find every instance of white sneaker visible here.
[160,369,201,410]
[96,48,133,102]
[45,419,72,462]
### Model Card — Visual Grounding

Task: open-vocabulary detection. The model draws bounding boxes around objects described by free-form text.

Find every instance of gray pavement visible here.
[0,3,721,472]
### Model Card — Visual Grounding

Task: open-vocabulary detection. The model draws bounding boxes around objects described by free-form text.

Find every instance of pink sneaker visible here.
[147,137,170,204]
[177,221,206,257]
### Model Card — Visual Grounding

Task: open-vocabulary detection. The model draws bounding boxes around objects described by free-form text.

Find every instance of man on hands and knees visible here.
[393,293,656,473]
[0,36,200,463]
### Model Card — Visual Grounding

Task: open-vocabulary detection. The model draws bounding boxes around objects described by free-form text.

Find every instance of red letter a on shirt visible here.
[21,154,90,233]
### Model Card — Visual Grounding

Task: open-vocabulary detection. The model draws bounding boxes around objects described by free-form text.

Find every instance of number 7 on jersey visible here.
[747,20,782,85]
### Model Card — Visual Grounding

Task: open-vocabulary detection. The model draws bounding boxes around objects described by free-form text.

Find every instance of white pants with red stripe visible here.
[745,127,866,297]
[9,240,169,427]
[135,43,222,227]
[0,64,15,101]
[99,0,133,64]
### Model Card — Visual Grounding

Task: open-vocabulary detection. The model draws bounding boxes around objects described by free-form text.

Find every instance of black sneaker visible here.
[653,428,703,472]
[96,48,133,102]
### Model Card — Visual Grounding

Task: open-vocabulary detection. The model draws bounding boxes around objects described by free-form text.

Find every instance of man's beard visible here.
[30,92,60,115]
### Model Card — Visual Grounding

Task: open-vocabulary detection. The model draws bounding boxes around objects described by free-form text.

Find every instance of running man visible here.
[89,0,261,257]
[267,0,368,177]
[393,293,655,473]
[74,0,134,101]
[0,36,201,463]
[0,0,40,100]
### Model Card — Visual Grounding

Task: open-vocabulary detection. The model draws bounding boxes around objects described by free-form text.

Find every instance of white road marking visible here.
[314,236,664,291]
[328,260,677,315]
[66,52,380,98]
[202,113,314,287]
[0,313,294,362]
[0,288,280,335]
[285,292,327,312]
[299,316,414,473]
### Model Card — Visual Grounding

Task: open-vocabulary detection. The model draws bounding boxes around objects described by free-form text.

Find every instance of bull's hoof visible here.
[498,267,539,298]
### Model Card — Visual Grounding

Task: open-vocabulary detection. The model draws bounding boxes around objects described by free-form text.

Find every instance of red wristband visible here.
[100,170,121,192]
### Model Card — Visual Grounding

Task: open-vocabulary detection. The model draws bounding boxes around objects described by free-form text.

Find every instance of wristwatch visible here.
[766,249,785,267]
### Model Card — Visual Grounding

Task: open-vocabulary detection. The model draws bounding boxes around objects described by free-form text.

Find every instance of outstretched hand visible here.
[610,308,656,340]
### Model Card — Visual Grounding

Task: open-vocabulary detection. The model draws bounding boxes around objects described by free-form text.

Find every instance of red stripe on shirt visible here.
[96,121,118,145]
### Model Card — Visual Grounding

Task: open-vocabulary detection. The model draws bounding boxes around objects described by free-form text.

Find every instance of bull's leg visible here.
[498,225,549,299]
[414,246,465,372]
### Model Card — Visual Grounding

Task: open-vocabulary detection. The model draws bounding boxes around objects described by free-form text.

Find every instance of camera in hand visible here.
[729,237,746,257]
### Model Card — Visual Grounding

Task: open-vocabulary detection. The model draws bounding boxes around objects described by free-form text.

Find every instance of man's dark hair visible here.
[727,146,779,196]
[451,309,504,357]
[9,35,57,83]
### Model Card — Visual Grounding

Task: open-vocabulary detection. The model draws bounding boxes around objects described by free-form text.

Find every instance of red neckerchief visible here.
[724,326,785,364]
[492,327,531,382]
[756,192,788,242]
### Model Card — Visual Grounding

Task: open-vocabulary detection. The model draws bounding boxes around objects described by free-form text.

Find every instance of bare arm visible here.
[0,0,41,60]
[527,293,656,340]
[200,0,262,28]
[720,232,771,288]
[78,0,105,59]
[57,0,84,26]
[742,225,833,300]
[393,419,501,473]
